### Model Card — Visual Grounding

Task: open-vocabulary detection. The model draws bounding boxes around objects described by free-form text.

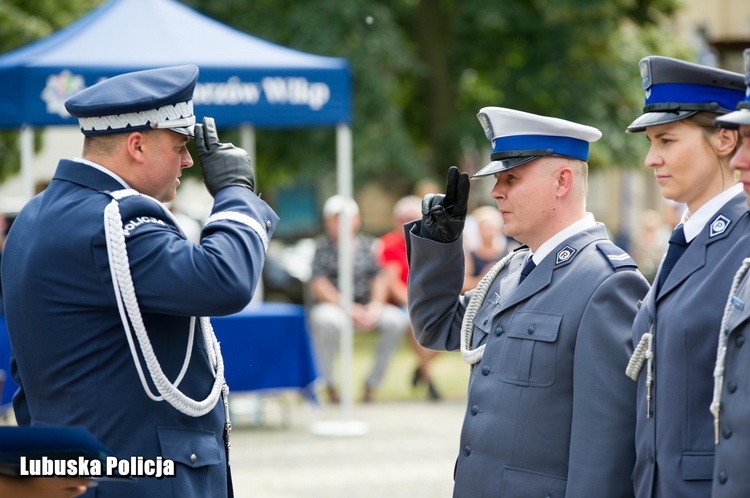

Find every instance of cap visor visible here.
[715,109,750,129]
[169,125,195,137]
[472,156,539,178]
[626,110,697,133]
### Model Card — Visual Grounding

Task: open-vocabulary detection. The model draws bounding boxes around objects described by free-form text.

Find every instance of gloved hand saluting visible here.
[194,116,255,197]
[420,165,470,243]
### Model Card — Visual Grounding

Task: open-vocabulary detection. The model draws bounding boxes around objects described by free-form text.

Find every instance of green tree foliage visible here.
[0,0,105,183]
[0,0,688,190]
[186,0,687,192]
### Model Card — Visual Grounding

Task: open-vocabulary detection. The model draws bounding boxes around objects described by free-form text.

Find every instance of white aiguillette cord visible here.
[460,250,522,364]
[711,257,750,444]
[103,189,226,417]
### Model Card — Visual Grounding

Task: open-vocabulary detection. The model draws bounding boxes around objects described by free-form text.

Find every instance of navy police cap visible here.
[0,426,116,476]
[65,64,199,137]
[474,107,602,178]
[716,48,750,129]
[627,56,745,133]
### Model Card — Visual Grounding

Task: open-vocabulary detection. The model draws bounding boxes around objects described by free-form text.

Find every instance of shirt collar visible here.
[530,212,597,265]
[73,157,131,190]
[681,183,743,242]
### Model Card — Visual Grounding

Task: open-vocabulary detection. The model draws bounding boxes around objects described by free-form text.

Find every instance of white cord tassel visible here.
[104,197,225,417]
[461,251,522,364]
[711,257,750,444]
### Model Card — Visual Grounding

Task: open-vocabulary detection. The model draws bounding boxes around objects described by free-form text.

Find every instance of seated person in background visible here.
[309,195,410,403]
[463,205,517,292]
[377,195,442,400]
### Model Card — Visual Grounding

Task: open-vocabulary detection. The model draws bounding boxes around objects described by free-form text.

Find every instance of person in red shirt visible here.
[377,195,442,400]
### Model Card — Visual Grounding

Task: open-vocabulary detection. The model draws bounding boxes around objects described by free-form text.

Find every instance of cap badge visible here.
[555,245,577,265]
[477,112,494,140]
[709,214,730,238]
[640,59,652,90]
[744,49,750,85]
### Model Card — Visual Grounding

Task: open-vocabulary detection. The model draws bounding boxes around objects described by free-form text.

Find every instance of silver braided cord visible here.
[711,257,750,444]
[104,196,225,417]
[460,250,523,364]
[626,331,653,381]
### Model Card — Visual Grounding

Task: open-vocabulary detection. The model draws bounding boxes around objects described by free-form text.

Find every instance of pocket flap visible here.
[680,451,714,481]
[507,311,562,343]
[157,426,222,469]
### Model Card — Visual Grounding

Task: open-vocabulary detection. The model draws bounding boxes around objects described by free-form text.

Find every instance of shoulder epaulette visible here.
[596,241,637,270]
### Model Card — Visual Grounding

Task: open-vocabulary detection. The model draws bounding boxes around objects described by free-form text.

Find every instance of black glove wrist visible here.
[194,117,256,197]
[419,166,470,243]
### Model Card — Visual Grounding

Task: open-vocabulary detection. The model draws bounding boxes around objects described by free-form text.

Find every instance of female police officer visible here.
[625,56,748,498]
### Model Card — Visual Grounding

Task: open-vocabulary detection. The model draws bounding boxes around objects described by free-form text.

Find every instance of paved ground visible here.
[227,394,465,498]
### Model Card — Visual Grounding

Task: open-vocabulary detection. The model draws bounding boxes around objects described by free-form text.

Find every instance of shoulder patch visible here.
[596,241,637,270]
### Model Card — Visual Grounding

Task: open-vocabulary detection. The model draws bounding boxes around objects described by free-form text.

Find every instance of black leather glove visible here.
[420,165,470,243]
[194,117,255,197]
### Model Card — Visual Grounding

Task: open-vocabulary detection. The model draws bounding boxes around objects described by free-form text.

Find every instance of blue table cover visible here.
[0,302,318,410]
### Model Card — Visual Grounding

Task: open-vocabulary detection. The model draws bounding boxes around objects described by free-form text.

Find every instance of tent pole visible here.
[20,126,34,201]
[240,124,264,307]
[309,123,367,437]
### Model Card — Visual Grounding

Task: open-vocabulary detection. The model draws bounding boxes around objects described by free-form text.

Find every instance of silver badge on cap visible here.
[744,49,750,85]
[555,245,577,265]
[640,59,652,90]
[477,112,494,140]
[709,214,730,238]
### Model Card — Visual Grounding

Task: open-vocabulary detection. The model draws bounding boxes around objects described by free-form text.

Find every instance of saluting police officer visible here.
[710,48,750,498]
[407,107,649,497]
[625,56,748,498]
[1,65,278,498]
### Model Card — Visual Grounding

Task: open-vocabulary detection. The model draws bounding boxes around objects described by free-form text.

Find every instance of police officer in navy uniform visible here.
[710,48,750,498]
[625,56,748,498]
[1,65,278,497]
[407,107,649,497]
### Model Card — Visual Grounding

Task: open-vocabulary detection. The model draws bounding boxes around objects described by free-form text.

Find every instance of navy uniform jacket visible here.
[712,259,750,498]
[407,222,649,497]
[631,192,750,498]
[1,160,278,498]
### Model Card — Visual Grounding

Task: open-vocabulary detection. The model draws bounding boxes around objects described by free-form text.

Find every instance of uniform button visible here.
[265,220,272,230]
[649,315,654,325]
[190,453,197,463]
[718,471,728,484]
[727,381,738,393]
[723,426,733,439]
[736,335,745,347]
[481,365,491,376]
[494,325,504,336]
[483,318,489,325]
[463,445,472,456]
[470,405,479,415]
[527,325,535,335]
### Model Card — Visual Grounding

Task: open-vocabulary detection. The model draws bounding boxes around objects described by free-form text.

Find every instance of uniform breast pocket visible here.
[497,311,562,387]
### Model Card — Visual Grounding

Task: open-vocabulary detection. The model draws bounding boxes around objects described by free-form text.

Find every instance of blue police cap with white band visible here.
[474,107,602,178]
[626,56,745,133]
[65,64,199,137]
[716,48,750,129]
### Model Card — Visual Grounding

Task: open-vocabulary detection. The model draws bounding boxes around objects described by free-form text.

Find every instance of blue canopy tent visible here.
[0,0,363,434]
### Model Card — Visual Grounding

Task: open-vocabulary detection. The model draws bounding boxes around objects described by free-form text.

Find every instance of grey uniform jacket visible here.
[631,193,750,498]
[406,222,649,498]
[712,259,750,498]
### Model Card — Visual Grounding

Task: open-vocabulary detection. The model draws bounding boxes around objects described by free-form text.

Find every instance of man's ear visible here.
[125,131,148,163]
[555,163,575,198]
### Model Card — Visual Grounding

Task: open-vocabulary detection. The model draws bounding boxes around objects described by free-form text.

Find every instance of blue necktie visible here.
[519,257,536,283]
[657,224,689,294]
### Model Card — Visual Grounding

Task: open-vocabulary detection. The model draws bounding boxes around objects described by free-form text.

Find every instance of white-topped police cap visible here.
[474,107,602,178]
[716,48,750,129]
[65,64,199,137]
[627,56,745,133]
